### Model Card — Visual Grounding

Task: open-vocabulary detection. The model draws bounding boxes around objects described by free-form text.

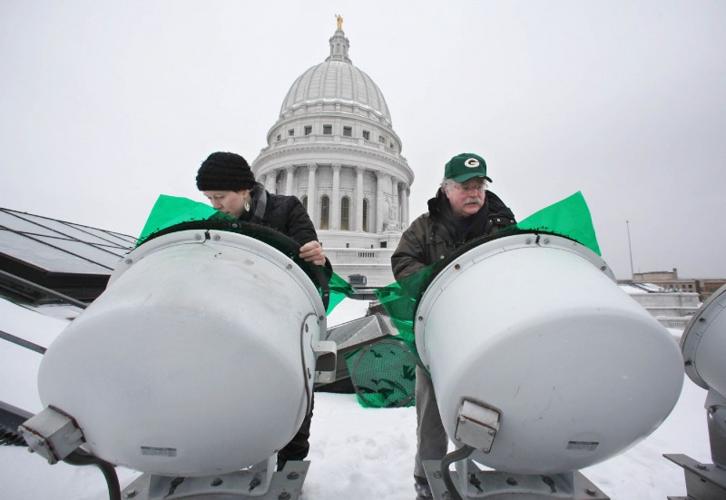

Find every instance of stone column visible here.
[307,164,317,226]
[376,171,386,233]
[355,167,364,231]
[265,169,276,193]
[331,164,341,230]
[391,176,399,228]
[404,187,410,226]
[285,166,295,195]
[397,181,405,227]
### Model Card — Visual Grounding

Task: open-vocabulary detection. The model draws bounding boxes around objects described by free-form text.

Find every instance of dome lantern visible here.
[326,17,351,63]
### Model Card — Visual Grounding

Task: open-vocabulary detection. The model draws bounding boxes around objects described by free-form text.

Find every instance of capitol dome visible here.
[279,53,392,127]
[252,21,414,286]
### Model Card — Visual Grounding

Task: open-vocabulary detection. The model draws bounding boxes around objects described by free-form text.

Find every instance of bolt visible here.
[600,265,607,272]
[286,263,293,270]
[211,478,223,487]
[585,487,597,496]
[699,317,706,322]
[543,238,550,245]
[287,471,300,480]
[213,234,221,241]
[124,490,137,499]
[278,492,291,500]
[696,463,708,471]
[418,316,424,321]
[454,263,461,270]
[506,477,517,486]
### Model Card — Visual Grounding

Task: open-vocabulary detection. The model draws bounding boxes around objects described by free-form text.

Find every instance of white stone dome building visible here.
[252,24,414,286]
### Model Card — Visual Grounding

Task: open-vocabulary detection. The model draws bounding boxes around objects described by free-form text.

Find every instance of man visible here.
[196,151,325,470]
[391,152,515,499]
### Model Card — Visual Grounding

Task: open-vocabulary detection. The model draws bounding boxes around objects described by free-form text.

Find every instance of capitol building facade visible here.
[252,23,414,286]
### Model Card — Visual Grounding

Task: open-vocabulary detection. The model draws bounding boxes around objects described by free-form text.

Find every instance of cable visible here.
[440,445,475,500]
[63,449,121,500]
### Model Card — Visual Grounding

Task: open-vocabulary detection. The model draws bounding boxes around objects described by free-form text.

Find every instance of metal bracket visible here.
[121,459,310,500]
[312,339,337,384]
[664,453,726,500]
[423,459,609,499]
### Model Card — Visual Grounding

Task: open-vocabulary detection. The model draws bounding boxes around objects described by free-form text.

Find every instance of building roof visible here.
[278,28,392,126]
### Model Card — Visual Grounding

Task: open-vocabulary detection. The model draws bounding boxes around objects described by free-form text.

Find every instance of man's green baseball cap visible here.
[444,153,492,183]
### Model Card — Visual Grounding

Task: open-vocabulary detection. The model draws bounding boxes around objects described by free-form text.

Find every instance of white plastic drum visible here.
[38,230,326,476]
[681,283,726,394]
[415,234,683,474]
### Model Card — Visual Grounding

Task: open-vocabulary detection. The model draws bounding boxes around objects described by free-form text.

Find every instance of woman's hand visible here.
[299,240,326,266]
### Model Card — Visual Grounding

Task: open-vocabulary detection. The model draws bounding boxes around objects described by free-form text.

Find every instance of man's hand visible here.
[299,240,326,266]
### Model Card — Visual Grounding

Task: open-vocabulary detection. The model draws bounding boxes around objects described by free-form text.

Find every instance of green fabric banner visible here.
[137,195,232,245]
[516,191,600,255]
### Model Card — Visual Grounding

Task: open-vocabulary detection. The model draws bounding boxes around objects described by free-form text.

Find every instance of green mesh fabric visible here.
[373,265,435,355]
[327,273,355,314]
[345,339,418,408]
[137,195,234,245]
[516,191,600,255]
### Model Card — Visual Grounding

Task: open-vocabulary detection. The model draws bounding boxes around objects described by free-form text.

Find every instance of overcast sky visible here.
[2,0,724,279]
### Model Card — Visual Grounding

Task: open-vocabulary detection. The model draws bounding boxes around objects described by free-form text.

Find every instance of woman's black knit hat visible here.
[196,152,256,191]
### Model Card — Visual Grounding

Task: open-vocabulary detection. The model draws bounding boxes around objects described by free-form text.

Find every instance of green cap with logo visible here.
[444,153,492,183]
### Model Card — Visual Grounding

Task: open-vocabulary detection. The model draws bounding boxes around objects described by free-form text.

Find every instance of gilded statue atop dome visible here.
[335,14,343,31]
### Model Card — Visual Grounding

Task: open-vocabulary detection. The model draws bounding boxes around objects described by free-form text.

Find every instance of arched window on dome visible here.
[320,195,330,230]
[301,195,308,212]
[341,196,350,231]
[362,198,370,232]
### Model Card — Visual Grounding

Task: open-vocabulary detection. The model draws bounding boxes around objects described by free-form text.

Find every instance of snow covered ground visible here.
[0,297,711,499]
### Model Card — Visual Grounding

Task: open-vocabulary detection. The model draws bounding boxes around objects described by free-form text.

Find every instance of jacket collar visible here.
[239,183,267,223]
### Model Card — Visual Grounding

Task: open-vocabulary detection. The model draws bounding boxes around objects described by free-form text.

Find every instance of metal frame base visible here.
[423,460,609,499]
[665,453,726,500]
[121,460,309,500]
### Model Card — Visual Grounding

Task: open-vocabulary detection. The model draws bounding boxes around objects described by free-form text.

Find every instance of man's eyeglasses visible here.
[452,180,486,192]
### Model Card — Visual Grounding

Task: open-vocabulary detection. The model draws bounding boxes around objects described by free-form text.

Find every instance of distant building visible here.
[632,268,698,294]
[252,23,414,287]
[631,268,726,302]
[697,278,726,301]
[619,281,700,329]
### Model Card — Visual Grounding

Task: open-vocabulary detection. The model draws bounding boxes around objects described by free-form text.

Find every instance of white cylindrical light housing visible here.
[416,234,684,474]
[38,230,325,476]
